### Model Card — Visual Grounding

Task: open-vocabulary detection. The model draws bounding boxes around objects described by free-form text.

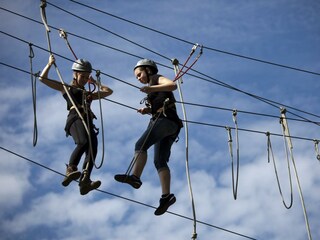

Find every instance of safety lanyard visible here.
[173,43,203,82]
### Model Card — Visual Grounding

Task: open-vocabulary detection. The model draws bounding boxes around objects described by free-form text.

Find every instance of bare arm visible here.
[140,76,177,94]
[39,55,65,93]
[89,76,113,100]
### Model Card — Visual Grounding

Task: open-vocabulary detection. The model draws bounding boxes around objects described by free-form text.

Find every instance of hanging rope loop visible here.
[93,69,105,169]
[29,42,38,147]
[225,109,240,200]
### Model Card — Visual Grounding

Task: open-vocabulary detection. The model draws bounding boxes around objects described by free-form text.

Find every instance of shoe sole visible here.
[80,181,101,195]
[114,174,142,189]
[154,196,176,216]
[61,171,81,187]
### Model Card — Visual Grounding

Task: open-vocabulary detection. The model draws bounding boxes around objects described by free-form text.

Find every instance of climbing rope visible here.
[172,58,197,240]
[28,43,38,147]
[225,110,240,200]
[173,43,203,82]
[40,0,90,136]
[279,108,312,240]
[93,70,106,169]
[266,131,293,209]
[58,29,78,59]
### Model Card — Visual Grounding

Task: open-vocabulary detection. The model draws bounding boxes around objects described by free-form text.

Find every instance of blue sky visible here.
[0,1,319,240]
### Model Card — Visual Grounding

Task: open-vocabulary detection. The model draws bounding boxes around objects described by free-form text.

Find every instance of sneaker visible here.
[61,164,81,187]
[114,174,142,189]
[154,194,176,216]
[79,174,101,195]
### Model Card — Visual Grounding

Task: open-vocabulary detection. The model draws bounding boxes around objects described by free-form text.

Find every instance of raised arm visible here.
[39,55,65,92]
[89,76,113,100]
[140,76,177,94]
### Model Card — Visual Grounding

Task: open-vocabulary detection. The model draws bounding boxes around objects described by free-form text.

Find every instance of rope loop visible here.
[29,42,37,146]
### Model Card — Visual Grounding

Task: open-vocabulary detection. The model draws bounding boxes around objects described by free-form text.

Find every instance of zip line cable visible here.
[1,7,319,125]
[0,145,258,240]
[0,60,319,145]
[68,0,320,77]
[1,29,319,130]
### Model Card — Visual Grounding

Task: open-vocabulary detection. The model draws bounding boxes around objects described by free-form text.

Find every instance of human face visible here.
[74,71,90,87]
[134,67,148,84]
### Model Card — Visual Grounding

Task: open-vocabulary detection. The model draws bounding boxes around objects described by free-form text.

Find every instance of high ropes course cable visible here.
[0,145,259,240]
[0,2,318,239]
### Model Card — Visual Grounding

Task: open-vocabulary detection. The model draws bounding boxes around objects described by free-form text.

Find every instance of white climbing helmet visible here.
[134,59,158,74]
[72,59,92,73]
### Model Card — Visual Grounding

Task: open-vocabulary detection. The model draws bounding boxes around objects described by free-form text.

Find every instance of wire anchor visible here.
[172,58,197,240]
[173,43,203,82]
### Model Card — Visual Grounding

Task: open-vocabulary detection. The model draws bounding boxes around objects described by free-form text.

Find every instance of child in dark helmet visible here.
[39,54,113,195]
[115,59,182,215]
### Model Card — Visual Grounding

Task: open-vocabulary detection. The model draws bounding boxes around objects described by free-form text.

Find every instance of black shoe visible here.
[154,194,176,216]
[79,174,101,195]
[114,174,142,189]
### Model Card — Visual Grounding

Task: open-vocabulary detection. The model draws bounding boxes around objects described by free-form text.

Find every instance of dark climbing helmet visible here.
[72,59,92,73]
[134,59,158,74]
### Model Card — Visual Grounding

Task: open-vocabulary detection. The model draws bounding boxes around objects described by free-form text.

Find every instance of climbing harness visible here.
[173,43,203,82]
[29,43,38,146]
[124,98,170,177]
[225,109,240,200]
[278,108,312,240]
[313,139,320,161]
[172,58,197,240]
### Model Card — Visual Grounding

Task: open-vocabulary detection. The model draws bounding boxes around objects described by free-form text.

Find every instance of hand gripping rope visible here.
[225,109,240,200]
[278,108,312,240]
[40,1,103,172]
[124,99,170,177]
[173,43,203,82]
[58,28,106,169]
[40,0,89,136]
[172,58,197,240]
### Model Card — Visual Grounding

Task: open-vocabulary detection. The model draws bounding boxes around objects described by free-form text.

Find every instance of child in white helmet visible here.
[40,54,113,195]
